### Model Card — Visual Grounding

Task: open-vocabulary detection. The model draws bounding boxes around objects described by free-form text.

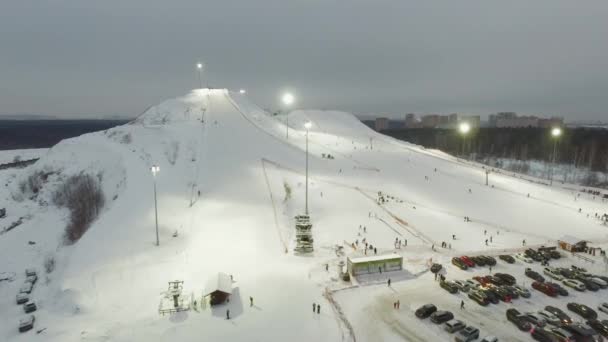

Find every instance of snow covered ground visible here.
[1,89,607,341]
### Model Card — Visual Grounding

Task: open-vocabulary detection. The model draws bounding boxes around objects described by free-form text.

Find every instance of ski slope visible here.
[0,89,607,341]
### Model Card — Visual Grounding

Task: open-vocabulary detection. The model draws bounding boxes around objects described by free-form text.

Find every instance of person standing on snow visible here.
[313,303,316,312]
[250,296,253,306]
[317,304,320,314]
[226,309,230,320]
[460,300,465,310]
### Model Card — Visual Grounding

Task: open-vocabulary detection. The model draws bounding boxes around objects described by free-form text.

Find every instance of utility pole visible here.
[151,165,160,246]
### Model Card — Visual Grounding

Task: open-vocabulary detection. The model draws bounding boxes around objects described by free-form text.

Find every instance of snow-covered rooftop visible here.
[348,253,402,263]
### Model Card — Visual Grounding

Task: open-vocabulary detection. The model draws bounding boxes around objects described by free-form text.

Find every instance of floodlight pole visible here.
[305,127,309,214]
[550,138,557,186]
[151,166,160,246]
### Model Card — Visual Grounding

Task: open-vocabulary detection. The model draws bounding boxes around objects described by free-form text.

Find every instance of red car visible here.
[532,281,557,297]
[460,256,475,268]
[473,276,492,286]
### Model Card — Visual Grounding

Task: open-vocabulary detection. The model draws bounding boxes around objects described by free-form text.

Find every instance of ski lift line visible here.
[373,216,404,237]
[260,159,289,253]
[225,91,379,171]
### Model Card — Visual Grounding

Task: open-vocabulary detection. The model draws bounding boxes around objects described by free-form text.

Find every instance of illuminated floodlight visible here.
[551,127,562,137]
[459,122,471,134]
[239,89,246,94]
[282,92,295,106]
[304,121,312,130]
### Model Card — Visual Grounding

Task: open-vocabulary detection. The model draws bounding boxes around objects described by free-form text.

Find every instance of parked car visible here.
[430,310,454,324]
[578,277,601,292]
[523,312,547,327]
[567,303,598,320]
[488,275,506,286]
[532,281,557,297]
[452,257,468,270]
[19,282,33,294]
[499,254,515,263]
[25,269,37,278]
[562,322,602,341]
[453,280,472,293]
[545,306,572,324]
[531,326,558,342]
[492,286,513,302]
[482,256,497,266]
[473,275,492,286]
[18,315,35,333]
[572,265,588,273]
[549,250,561,259]
[23,302,37,313]
[440,280,459,294]
[513,284,531,298]
[537,310,561,326]
[545,327,575,341]
[430,263,443,273]
[589,277,608,289]
[415,304,437,319]
[546,282,569,296]
[494,273,516,286]
[559,268,578,279]
[25,274,37,285]
[471,256,487,266]
[587,319,608,338]
[455,326,480,342]
[16,293,29,305]
[598,303,608,315]
[480,288,500,304]
[544,267,564,281]
[526,268,545,282]
[460,256,475,268]
[516,253,534,263]
[525,249,543,261]
[445,319,466,333]
[480,336,498,342]
[501,285,520,299]
[506,308,533,331]
[468,290,489,306]
[563,278,586,291]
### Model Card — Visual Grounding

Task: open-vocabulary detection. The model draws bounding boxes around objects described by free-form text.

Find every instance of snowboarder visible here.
[226,309,230,320]
[250,296,253,307]
[313,303,316,312]
[388,278,391,287]
[460,300,465,310]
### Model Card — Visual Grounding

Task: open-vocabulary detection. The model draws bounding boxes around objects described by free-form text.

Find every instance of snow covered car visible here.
[563,278,586,291]
[23,302,37,313]
[598,303,608,315]
[543,267,563,281]
[25,269,37,278]
[537,310,561,326]
[480,336,498,342]
[455,326,479,342]
[16,293,29,305]
[453,280,472,293]
[512,284,531,298]
[493,273,516,286]
[444,319,466,333]
[545,282,568,296]
[459,256,475,268]
[481,256,497,266]
[415,304,437,319]
[522,312,547,327]
[545,306,572,324]
[532,281,557,297]
[18,315,35,333]
[19,282,33,294]
[567,303,598,320]
[506,308,532,331]
[589,277,608,289]
[515,253,534,263]
[586,319,608,338]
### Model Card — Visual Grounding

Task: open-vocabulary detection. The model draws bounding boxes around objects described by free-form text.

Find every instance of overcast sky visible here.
[1,1,607,121]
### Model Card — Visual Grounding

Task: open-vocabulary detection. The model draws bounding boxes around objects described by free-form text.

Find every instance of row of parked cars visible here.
[452,255,497,270]
[499,248,561,265]
[440,272,531,307]
[507,303,608,341]
[415,304,498,342]
[15,269,38,333]
[525,265,608,298]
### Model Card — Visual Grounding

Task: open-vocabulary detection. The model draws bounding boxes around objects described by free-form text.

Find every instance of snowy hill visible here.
[1,89,607,341]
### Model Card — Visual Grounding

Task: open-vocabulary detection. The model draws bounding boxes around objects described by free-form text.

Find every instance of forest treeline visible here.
[381,127,608,173]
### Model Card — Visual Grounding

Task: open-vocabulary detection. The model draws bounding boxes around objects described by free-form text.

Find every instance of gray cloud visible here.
[1,0,607,121]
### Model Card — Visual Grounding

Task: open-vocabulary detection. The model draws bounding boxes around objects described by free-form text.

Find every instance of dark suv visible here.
[506,308,533,331]
[415,304,437,319]
[525,268,545,282]
[452,257,468,270]
[545,305,572,324]
[567,303,598,320]
[494,273,516,286]
[440,280,459,294]
[430,310,454,324]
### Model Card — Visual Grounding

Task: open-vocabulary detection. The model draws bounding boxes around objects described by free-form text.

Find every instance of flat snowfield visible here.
[0,89,607,341]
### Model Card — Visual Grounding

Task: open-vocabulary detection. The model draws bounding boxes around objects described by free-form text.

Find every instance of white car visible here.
[562,278,586,291]
[480,336,498,342]
[515,253,534,263]
[599,302,608,315]
[537,310,561,326]
[543,267,564,281]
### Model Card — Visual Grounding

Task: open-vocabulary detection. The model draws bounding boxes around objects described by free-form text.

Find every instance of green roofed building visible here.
[347,253,403,276]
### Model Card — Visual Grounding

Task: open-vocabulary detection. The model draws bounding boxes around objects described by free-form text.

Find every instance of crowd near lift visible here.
[294,214,313,253]
[203,272,233,306]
